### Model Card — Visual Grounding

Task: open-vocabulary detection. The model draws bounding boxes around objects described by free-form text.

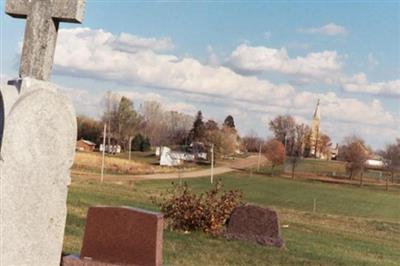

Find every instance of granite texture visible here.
[225,205,284,248]
[80,206,164,266]
[0,78,77,266]
[5,0,85,80]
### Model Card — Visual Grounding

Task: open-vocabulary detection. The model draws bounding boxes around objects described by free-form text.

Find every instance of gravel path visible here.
[72,155,268,181]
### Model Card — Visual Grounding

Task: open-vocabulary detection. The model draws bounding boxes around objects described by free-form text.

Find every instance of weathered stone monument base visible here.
[225,205,284,248]
[0,78,77,266]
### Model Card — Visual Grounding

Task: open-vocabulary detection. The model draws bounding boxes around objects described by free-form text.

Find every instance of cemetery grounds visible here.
[65,157,400,265]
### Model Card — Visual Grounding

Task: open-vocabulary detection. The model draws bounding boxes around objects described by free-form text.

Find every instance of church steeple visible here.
[313,99,320,120]
[309,99,321,158]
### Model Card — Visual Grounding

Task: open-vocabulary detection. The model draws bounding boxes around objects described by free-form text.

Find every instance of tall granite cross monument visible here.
[5,0,85,80]
[1,1,86,265]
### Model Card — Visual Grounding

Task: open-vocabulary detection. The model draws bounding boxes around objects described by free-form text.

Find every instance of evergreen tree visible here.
[131,133,151,152]
[223,115,235,129]
[189,111,206,142]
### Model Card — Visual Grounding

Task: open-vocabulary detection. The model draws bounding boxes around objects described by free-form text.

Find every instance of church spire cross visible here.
[5,0,86,81]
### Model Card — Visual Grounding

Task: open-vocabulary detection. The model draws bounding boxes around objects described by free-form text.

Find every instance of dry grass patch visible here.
[72,152,199,175]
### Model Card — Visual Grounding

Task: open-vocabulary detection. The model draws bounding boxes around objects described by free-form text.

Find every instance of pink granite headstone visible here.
[63,206,164,266]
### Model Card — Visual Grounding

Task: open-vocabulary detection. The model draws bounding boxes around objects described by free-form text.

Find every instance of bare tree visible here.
[140,101,168,146]
[242,130,264,153]
[269,115,296,155]
[264,139,286,176]
[289,123,309,178]
[116,96,141,151]
[317,133,332,159]
[76,115,103,143]
[204,124,237,160]
[381,139,400,189]
[139,101,194,147]
[164,111,193,145]
[101,91,120,147]
[340,136,370,183]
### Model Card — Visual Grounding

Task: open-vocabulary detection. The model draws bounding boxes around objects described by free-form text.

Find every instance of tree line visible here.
[77,92,240,159]
[241,114,399,185]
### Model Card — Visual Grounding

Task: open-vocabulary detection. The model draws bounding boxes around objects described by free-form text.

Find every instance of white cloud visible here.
[206,45,220,66]
[292,91,397,127]
[50,28,398,149]
[341,73,400,97]
[59,86,103,117]
[54,28,295,106]
[227,44,399,97]
[228,44,343,83]
[298,23,348,36]
[110,32,174,53]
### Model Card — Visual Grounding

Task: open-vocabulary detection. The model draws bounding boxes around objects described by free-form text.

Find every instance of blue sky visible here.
[1,1,399,149]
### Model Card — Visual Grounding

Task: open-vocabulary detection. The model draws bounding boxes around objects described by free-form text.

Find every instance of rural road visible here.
[72,155,268,181]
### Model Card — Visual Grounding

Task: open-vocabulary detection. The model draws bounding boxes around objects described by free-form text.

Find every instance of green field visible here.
[257,158,400,182]
[64,172,400,265]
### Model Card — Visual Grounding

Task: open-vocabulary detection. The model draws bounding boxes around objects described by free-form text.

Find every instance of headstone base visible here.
[62,255,122,266]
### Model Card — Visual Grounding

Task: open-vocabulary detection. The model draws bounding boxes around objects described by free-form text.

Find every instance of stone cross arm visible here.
[5,0,86,81]
[6,0,85,23]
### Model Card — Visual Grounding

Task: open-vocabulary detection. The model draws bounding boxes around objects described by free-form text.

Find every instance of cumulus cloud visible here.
[341,73,400,97]
[50,28,398,148]
[292,91,397,127]
[54,28,295,105]
[228,44,343,83]
[59,86,103,117]
[110,32,174,53]
[298,23,348,36]
[227,44,399,97]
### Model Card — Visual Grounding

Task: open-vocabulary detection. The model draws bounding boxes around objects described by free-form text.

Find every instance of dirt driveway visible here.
[72,155,268,181]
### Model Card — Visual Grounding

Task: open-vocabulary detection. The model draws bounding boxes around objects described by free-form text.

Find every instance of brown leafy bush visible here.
[153,181,243,235]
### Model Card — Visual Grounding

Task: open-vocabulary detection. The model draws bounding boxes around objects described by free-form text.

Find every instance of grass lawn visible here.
[64,172,400,265]
[258,158,400,182]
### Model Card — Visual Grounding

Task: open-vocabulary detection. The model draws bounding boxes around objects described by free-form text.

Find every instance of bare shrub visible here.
[154,181,243,235]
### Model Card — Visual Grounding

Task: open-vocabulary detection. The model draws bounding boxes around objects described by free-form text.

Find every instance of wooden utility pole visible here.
[128,136,133,160]
[107,91,111,152]
[257,143,262,172]
[101,124,107,183]
[210,144,214,184]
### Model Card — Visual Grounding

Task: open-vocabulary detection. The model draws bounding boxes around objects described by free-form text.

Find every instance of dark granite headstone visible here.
[69,206,163,266]
[225,205,284,247]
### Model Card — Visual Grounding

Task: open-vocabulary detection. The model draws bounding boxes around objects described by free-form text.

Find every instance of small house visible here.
[76,139,96,152]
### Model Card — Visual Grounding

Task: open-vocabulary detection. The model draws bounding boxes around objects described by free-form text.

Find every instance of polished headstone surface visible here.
[0,78,77,265]
[80,206,164,266]
[225,205,284,247]
[5,0,85,80]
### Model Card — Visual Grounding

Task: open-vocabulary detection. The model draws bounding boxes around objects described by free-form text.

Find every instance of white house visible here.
[365,159,384,169]
[159,146,207,166]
